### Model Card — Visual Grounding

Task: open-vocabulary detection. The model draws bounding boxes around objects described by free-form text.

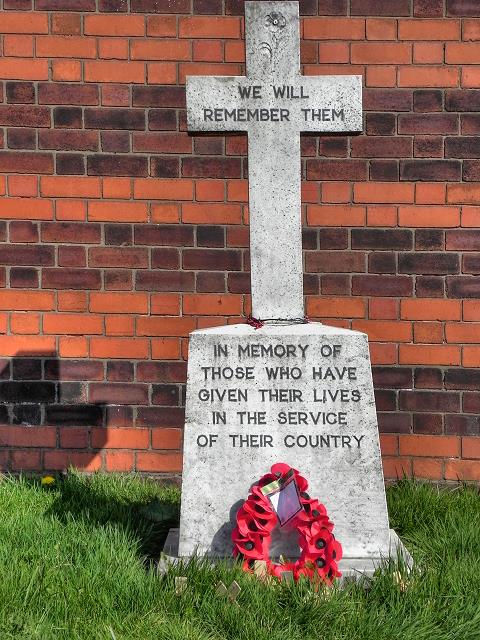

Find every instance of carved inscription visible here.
[202,84,346,124]
[195,341,366,453]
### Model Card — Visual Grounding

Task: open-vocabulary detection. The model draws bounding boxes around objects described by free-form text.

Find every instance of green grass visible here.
[0,474,479,640]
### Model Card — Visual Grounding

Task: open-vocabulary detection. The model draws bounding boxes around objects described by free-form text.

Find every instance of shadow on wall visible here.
[0,350,107,474]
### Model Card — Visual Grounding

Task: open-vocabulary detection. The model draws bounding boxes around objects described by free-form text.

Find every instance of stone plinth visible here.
[178,322,397,567]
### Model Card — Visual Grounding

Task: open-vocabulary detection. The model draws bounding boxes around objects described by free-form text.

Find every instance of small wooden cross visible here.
[216,580,242,603]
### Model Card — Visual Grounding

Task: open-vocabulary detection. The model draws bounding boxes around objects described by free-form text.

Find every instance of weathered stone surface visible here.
[177,1,408,577]
[179,322,391,561]
[186,1,362,321]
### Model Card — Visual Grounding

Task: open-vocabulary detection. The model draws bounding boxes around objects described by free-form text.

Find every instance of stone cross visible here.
[187,1,362,321]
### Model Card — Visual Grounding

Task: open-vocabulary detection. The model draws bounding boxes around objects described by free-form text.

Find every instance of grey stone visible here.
[164,527,412,581]
[178,323,392,564]
[176,1,410,580]
[186,1,362,321]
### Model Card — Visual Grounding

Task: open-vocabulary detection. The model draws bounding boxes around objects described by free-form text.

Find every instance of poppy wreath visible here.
[232,462,343,583]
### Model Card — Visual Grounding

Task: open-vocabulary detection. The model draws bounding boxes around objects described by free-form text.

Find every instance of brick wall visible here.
[0,0,479,481]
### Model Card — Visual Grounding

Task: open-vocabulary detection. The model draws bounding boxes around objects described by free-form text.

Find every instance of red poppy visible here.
[232,530,266,560]
[293,473,309,493]
[232,463,342,585]
[270,462,292,477]
[300,526,332,557]
[269,561,296,579]
[243,499,277,526]
[236,510,273,536]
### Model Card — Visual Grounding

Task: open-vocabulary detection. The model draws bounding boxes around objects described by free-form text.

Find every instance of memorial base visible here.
[179,323,398,561]
[162,527,412,582]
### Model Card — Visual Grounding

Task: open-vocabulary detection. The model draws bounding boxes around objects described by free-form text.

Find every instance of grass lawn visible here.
[0,473,479,640]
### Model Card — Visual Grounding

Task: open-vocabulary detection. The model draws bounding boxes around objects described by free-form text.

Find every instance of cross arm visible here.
[299,75,363,133]
[186,76,250,133]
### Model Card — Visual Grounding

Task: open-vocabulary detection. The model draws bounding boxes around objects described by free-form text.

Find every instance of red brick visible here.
[399,206,459,227]
[36,36,96,58]
[399,345,461,366]
[0,198,52,220]
[445,460,480,481]
[401,299,461,320]
[179,16,240,38]
[412,458,443,479]
[304,17,365,39]
[462,436,480,458]
[413,42,444,63]
[43,314,103,335]
[0,12,48,33]
[85,61,145,84]
[146,62,177,85]
[0,59,48,81]
[131,40,190,60]
[152,428,182,450]
[380,434,398,456]
[369,299,397,320]
[463,19,480,40]
[366,18,396,40]
[448,184,480,204]
[0,426,56,448]
[463,347,480,367]
[366,66,397,88]
[98,39,129,61]
[44,451,102,473]
[462,66,480,89]
[90,337,149,359]
[151,338,181,359]
[463,300,480,320]
[3,4,480,475]
[147,15,177,36]
[182,203,241,224]
[447,0,480,16]
[445,322,480,344]
[354,183,414,204]
[41,177,101,198]
[58,336,88,358]
[52,60,81,82]
[60,428,89,450]
[84,14,145,36]
[51,13,81,35]
[89,247,148,269]
[0,335,55,355]
[399,19,460,40]
[105,451,134,472]
[136,452,182,473]
[183,294,242,316]
[57,291,87,312]
[352,320,412,343]
[307,297,366,319]
[400,434,460,457]
[8,176,38,198]
[351,43,411,64]
[382,457,412,479]
[134,178,193,201]
[12,450,41,472]
[4,35,34,57]
[399,66,459,87]
[92,428,149,449]
[0,290,53,311]
[414,322,444,344]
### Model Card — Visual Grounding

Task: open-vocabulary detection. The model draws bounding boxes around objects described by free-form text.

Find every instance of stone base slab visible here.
[162,527,412,582]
